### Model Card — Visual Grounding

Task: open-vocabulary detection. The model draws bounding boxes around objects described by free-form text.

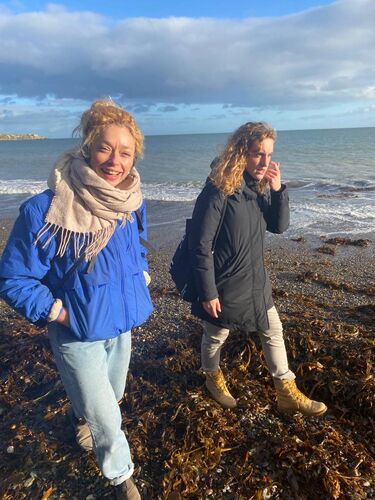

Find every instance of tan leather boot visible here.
[274,378,327,416]
[205,368,237,408]
[115,477,141,500]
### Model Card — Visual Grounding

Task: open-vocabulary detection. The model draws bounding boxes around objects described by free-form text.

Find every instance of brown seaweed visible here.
[317,245,336,255]
[0,246,374,499]
[321,237,372,247]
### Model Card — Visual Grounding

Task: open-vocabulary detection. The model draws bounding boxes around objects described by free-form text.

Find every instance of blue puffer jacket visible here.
[0,190,153,341]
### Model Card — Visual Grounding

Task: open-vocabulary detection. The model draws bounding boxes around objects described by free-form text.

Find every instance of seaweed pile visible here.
[317,237,372,256]
[0,240,374,499]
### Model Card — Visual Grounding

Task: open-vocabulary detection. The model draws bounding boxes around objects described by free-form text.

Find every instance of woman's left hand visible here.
[202,298,221,319]
[143,270,151,286]
[265,161,282,191]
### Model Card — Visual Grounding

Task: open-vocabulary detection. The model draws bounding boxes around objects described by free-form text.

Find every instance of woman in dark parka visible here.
[189,122,327,416]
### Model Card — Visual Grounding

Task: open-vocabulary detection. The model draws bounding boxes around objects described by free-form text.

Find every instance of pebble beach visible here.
[0,216,374,499]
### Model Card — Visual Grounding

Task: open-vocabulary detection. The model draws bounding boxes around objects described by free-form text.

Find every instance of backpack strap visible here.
[186,195,227,250]
[135,209,155,252]
[212,196,228,251]
[135,209,144,232]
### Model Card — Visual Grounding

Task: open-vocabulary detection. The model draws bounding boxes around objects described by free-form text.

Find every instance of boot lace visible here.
[286,381,312,405]
[211,370,231,395]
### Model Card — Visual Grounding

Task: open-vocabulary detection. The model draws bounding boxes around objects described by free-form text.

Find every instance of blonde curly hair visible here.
[210,122,276,196]
[74,99,144,161]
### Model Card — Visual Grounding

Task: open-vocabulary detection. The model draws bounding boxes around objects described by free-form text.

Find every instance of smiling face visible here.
[89,124,136,187]
[245,138,274,181]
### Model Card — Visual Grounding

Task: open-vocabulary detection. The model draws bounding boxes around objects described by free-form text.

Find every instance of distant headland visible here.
[0,133,46,141]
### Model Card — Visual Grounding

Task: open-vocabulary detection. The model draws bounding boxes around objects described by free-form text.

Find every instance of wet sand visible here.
[0,218,374,499]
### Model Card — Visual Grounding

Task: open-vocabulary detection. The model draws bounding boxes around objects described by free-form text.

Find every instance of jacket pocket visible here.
[215,252,237,282]
[63,278,116,341]
[59,264,111,291]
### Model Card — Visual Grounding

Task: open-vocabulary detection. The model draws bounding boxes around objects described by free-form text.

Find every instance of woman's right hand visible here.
[202,298,221,319]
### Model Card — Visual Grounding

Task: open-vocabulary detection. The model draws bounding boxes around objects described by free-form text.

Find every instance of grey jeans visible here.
[201,306,295,380]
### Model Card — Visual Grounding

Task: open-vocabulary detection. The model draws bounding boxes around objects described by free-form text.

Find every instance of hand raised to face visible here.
[265,161,282,192]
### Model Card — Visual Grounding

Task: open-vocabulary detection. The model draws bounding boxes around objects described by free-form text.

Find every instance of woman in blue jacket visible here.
[0,99,152,500]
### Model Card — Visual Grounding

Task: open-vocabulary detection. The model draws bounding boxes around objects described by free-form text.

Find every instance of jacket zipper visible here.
[259,202,270,330]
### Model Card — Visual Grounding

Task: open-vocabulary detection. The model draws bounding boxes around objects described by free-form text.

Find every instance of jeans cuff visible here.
[110,465,134,486]
[273,370,295,380]
[200,365,219,373]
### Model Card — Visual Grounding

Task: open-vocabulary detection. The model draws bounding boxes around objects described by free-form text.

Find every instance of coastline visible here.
[0,219,374,498]
[0,133,46,141]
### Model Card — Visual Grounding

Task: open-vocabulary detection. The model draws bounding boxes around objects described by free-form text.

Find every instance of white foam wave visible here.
[293,202,375,219]
[291,200,375,237]
[0,179,47,194]
[142,182,201,201]
[0,179,202,201]
[289,177,375,193]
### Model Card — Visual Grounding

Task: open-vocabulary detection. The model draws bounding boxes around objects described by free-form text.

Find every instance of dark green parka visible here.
[189,171,289,332]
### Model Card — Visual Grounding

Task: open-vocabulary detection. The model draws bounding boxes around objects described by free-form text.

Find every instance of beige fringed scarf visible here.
[36,150,142,260]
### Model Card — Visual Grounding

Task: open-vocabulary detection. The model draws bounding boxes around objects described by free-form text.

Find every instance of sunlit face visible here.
[245,138,274,181]
[89,125,136,187]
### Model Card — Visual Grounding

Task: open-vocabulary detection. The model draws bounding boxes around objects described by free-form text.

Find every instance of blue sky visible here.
[0,0,374,137]
[0,1,337,18]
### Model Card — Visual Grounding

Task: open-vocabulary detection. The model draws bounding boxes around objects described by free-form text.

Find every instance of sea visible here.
[0,127,374,244]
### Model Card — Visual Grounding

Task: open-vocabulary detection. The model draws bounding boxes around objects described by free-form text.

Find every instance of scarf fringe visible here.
[121,212,133,228]
[35,222,118,261]
[84,224,116,261]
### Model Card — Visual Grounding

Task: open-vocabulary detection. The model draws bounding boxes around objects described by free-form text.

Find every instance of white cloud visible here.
[0,0,374,135]
[0,0,373,108]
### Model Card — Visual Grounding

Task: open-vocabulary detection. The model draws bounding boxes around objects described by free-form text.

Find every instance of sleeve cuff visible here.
[46,298,63,322]
[143,270,151,286]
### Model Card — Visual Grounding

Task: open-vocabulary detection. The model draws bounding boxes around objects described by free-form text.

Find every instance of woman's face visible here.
[245,138,274,181]
[89,124,136,187]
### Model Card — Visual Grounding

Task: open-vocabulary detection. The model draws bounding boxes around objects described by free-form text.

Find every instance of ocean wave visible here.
[0,179,47,194]
[286,180,314,189]
[0,177,373,204]
[293,201,375,218]
[290,201,375,238]
[288,178,375,193]
[141,182,202,201]
[0,179,202,201]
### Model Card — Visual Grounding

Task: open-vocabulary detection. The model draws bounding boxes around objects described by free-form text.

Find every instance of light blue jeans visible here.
[202,306,295,380]
[48,323,133,486]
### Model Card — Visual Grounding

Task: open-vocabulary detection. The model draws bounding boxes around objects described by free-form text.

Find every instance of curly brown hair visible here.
[73,99,144,161]
[210,122,276,196]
